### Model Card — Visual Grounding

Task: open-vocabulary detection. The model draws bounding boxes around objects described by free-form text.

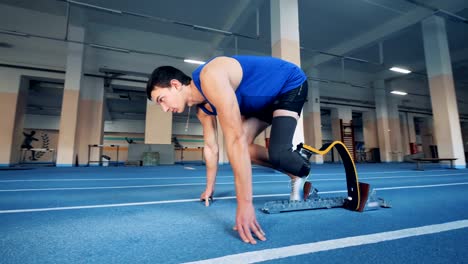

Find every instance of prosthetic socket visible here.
[268,117,311,177]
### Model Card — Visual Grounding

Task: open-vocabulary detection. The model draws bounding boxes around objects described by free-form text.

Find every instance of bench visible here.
[412,158,457,170]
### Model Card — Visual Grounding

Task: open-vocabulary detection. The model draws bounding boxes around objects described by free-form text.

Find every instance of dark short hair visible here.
[146,66,192,100]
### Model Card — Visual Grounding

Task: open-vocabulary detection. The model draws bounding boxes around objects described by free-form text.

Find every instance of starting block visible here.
[261,182,390,214]
[261,141,391,214]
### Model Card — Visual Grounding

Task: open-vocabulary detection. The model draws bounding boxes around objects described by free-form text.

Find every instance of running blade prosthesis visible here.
[261,142,391,214]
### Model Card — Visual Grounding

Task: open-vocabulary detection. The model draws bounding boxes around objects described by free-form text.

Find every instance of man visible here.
[146,56,311,244]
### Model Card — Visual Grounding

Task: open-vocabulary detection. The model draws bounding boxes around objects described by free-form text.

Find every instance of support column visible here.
[145,102,172,144]
[76,77,105,166]
[270,0,303,146]
[362,111,378,155]
[407,114,417,144]
[400,113,410,156]
[388,94,403,161]
[304,79,323,164]
[374,80,391,162]
[406,113,417,154]
[0,70,28,166]
[422,16,465,168]
[56,26,85,167]
[330,107,352,162]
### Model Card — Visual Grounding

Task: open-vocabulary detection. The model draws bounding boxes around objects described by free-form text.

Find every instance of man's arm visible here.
[200,57,266,244]
[197,108,219,205]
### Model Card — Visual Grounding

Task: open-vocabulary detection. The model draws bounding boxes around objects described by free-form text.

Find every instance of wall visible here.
[3,3,467,166]
[23,116,204,163]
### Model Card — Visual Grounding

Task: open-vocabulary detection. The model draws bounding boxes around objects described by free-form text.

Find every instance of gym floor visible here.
[1,163,467,264]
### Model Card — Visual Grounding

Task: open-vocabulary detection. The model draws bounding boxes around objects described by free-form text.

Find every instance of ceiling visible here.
[0,0,467,121]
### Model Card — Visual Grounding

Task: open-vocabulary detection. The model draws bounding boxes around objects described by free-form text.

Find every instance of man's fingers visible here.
[239,224,257,244]
[254,220,266,236]
[234,223,266,243]
[200,192,213,207]
[236,224,250,244]
[252,222,267,241]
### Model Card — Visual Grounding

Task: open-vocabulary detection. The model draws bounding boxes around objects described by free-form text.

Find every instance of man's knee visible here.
[268,145,310,177]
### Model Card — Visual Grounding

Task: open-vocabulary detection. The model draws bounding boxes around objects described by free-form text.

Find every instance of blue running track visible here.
[0,163,467,263]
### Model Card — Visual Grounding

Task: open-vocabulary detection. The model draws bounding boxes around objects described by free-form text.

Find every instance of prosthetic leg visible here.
[261,141,390,214]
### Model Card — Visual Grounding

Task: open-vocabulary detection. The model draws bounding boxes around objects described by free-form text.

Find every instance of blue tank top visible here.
[192,56,306,116]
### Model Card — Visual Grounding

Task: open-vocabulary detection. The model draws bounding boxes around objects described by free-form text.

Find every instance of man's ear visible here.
[170,79,182,90]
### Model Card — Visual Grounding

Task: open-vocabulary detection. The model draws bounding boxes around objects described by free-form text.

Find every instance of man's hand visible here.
[235,203,266,244]
[200,189,214,207]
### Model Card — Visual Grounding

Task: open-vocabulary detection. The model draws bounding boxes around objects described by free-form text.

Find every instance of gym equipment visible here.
[261,141,390,214]
[87,144,120,167]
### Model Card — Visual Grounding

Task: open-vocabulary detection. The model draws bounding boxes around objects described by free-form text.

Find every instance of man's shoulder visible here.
[201,57,241,76]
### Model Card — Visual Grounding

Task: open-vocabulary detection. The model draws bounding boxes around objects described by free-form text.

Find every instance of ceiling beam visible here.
[303,0,468,73]
[209,0,263,56]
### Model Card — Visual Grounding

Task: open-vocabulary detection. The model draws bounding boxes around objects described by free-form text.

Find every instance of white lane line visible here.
[1,173,467,192]
[375,182,468,191]
[0,181,283,192]
[0,183,207,192]
[0,169,461,182]
[0,182,467,214]
[183,220,468,264]
[0,198,200,214]
[0,177,218,182]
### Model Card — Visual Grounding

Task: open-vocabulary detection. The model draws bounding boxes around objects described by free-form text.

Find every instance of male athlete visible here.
[146,56,310,244]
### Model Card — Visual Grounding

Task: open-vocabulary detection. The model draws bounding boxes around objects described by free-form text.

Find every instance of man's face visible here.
[150,84,185,114]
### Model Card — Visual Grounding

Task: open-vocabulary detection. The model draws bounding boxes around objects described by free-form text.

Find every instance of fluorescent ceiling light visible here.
[389,67,411,74]
[184,59,205,65]
[391,90,408,96]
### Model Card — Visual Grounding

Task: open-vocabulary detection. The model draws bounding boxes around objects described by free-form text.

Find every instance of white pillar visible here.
[270,0,303,146]
[374,80,391,162]
[400,113,410,156]
[76,77,105,166]
[304,78,323,164]
[56,26,85,167]
[388,94,403,161]
[407,113,417,154]
[363,111,378,151]
[330,107,352,162]
[422,16,465,168]
[145,101,172,144]
[0,70,28,166]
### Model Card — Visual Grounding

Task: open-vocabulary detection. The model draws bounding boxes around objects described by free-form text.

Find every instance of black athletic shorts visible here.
[248,80,308,124]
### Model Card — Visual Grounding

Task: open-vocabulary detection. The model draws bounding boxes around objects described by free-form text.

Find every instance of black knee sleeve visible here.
[268,116,310,177]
